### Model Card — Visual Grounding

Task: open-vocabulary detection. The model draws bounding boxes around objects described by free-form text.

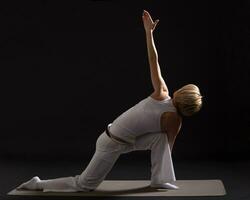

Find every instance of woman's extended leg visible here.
[17,131,128,192]
[17,176,90,192]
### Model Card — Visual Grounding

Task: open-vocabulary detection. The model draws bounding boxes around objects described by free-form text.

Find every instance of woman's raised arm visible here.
[142,10,169,97]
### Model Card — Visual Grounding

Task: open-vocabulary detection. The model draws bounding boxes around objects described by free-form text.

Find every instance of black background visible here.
[1,0,249,161]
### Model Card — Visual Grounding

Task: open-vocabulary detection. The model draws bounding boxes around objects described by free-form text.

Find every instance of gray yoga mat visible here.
[8,180,226,197]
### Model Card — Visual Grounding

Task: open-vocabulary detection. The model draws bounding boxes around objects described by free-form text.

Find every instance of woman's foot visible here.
[150,182,179,189]
[17,176,41,190]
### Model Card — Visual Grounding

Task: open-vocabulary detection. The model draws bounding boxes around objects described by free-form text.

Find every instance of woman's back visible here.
[109,95,177,144]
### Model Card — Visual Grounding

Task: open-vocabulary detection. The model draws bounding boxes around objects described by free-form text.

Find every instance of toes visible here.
[150,182,179,190]
[17,183,26,190]
[16,176,40,190]
[165,183,179,189]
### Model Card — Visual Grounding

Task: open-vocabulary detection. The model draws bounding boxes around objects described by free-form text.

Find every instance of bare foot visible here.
[17,176,41,190]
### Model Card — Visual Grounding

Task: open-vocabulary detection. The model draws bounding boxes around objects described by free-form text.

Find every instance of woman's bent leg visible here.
[17,175,87,192]
[150,133,176,184]
[38,176,89,192]
[134,133,177,186]
[75,150,120,190]
[76,131,128,190]
[17,131,125,192]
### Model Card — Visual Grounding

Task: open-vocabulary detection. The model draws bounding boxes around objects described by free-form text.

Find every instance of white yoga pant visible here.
[38,131,176,192]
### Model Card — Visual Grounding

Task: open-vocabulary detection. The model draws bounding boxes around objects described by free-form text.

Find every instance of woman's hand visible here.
[142,10,159,33]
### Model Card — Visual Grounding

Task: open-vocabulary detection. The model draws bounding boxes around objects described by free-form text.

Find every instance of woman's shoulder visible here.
[149,91,171,101]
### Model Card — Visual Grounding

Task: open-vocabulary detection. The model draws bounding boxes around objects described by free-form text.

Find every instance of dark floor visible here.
[1,153,250,200]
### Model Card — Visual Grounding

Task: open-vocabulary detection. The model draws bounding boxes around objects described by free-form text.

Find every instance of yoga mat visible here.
[8,180,226,197]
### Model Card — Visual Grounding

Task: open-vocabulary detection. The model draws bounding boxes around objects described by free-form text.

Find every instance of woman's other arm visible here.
[165,113,182,152]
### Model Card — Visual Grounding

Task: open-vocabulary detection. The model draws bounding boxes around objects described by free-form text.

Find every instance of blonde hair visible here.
[174,84,203,117]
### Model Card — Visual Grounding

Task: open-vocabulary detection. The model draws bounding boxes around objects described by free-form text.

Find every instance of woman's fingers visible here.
[143,10,154,23]
[155,19,159,26]
[143,10,150,17]
[152,19,159,30]
[142,10,159,31]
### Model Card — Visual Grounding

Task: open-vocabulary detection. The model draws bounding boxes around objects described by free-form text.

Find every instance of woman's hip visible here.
[96,131,134,154]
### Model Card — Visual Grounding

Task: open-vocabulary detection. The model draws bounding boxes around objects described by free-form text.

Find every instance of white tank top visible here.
[109,95,177,144]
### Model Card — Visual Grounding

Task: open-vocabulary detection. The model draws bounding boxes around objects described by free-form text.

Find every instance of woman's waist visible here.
[107,123,135,144]
[110,122,160,137]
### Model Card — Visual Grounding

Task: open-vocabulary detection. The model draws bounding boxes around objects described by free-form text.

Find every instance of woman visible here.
[17,10,203,192]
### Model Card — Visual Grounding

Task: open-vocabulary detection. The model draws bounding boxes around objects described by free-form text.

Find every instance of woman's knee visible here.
[150,133,168,148]
[75,175,95,191]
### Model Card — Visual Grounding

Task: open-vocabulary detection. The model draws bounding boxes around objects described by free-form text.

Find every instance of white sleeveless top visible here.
[109,95,177,144]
